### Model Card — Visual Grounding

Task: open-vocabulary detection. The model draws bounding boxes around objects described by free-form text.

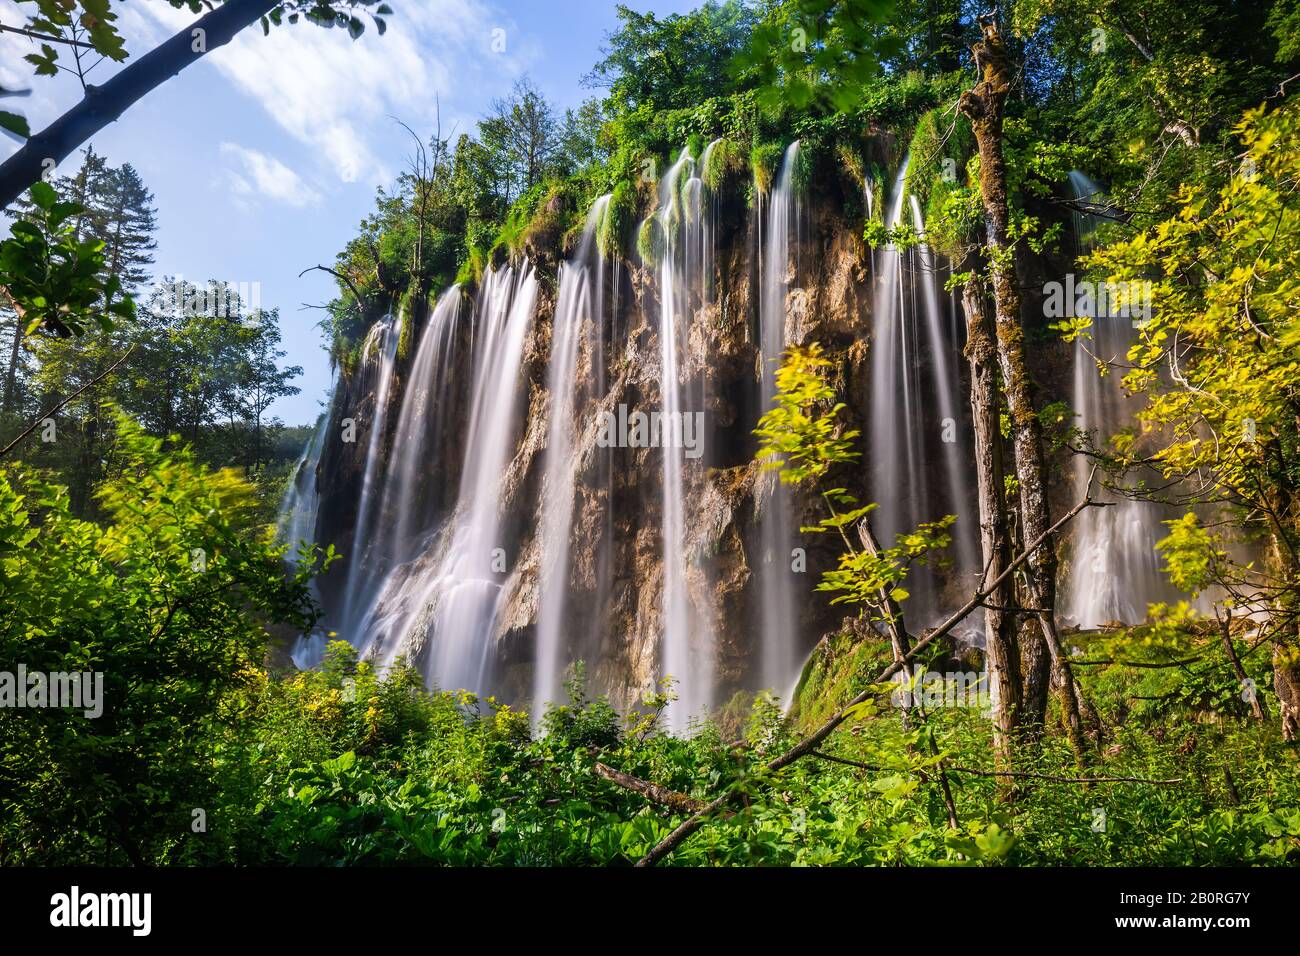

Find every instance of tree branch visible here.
[635,485,1107,866]
[299,264,365,307]
[0,0,278,210]
[0,345,134,459]
[593,762,707,814]
[0,23,97,49]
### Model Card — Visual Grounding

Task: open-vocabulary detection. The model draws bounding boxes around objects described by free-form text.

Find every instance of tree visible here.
[92,162,158,303]
[585,2,759,114]
[0,414,330,864]
[958,13,1086,755]
[481,78,559,206]
[1087,101,1300,739]
[231,310,302,470]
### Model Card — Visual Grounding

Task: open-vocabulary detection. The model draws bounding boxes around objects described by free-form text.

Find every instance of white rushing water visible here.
[1062,171,1176,627]
[355,266,538,695]
[756,141,802,694]
[278,397,334,669]
[867,158,978,628]
[655,146,716,732]
[534,195,611,721]
[377,289,464,565]
[909,195,978,582]
[338,313,403,638]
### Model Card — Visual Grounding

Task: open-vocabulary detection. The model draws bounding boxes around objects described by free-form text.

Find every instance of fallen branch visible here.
[635,487,1104,867]
[809,749,1181,786]
[0,345,134,459]
[1070,657,1201,669]
[593,762,707,814]
[944,766,1184,786]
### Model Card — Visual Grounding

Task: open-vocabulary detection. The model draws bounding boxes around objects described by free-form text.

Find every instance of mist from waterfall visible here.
[534,195,612,721]
[1063,171,1177,627]
[655,146,716,732]
[756,141,802,694]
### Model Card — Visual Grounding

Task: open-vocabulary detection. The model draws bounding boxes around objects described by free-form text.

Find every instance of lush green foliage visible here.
[0,416,330,864]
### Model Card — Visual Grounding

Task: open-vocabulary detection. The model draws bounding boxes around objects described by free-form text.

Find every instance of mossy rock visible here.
[750,141,784,196]
[787,620,893,732]
[636,215,665,264]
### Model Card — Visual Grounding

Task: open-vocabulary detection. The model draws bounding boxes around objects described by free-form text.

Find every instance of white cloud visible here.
[140,0,532,187]
[220,142,320,207]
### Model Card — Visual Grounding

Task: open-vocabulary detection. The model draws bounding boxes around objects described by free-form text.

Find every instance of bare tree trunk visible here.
[962,273,1019,773]
[1219,613,1267,722]
[958,13,1086,758]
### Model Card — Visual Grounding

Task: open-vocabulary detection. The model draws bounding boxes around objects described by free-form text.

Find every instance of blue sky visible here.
[0,0,697,424]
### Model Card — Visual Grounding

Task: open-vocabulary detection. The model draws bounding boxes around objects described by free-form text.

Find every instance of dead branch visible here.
[593,762,707,814]
[0,346,134,459]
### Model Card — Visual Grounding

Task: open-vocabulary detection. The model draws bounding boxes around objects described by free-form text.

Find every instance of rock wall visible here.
[305,147,1075,714]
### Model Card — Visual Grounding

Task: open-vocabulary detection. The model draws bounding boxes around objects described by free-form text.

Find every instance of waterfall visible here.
[909,195,978,582]
[534,195,611,720]
[375,290,464,565]
[1062,171,1177,627]
[338,313,402,637]
[355,265,538,693]
[756,141,801,694]
[277,401,331,566]
[278,398,334,669]
[655,146,715,732]
[868,158,976,628]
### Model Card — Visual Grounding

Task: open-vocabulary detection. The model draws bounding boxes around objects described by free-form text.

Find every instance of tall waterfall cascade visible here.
[1062,171,1180,627]
[756,141,803,695]
[534,195,613,722]
[867,157,978,631]
[654,145,718,732]
[276,145,1161,728]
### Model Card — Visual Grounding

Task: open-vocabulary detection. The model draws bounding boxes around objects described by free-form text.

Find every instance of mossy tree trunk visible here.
[1266,475,1300,741]
[962,272,1020,774]
[958,13,1086,758]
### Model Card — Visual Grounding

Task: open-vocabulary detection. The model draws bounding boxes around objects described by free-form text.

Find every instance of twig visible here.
[0,23,97,49]
[810,750,1181,786]
[943,767,1183,786]
[299,264,365,306]
[0,346,135,459]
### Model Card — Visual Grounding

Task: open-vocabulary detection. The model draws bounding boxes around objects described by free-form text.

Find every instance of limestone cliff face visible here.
[309,155,894,713]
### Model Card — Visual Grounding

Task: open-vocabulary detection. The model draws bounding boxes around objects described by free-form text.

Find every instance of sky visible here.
[0,0,698,424]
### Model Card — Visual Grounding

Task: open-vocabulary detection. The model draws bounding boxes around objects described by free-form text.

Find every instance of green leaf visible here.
[29,180,57,210]
[0,111,30,139]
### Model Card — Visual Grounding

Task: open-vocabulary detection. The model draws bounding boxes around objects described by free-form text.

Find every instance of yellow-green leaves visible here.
[1157,513,1226,597]
[753,342,859,486]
